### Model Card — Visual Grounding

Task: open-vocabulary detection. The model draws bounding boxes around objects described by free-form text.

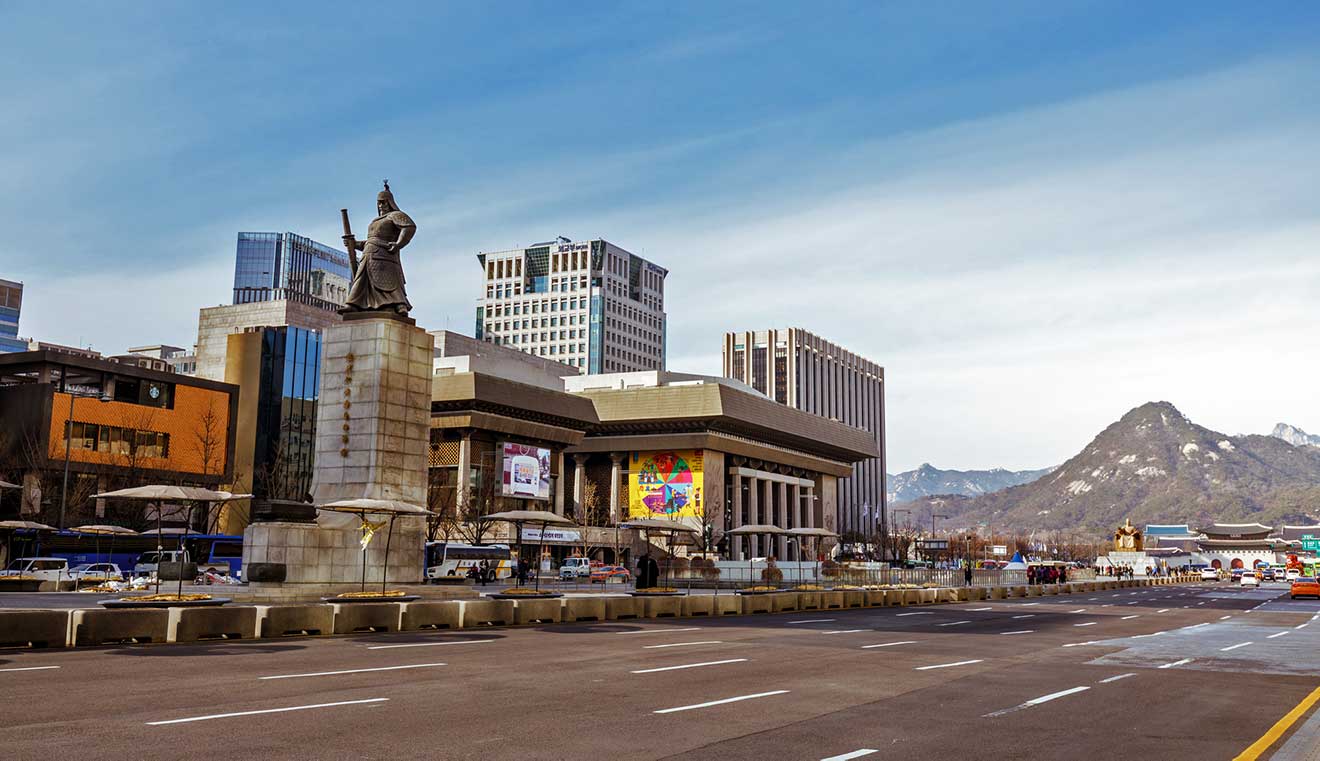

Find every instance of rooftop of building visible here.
[0,349,237,393]
[431,330,577,392]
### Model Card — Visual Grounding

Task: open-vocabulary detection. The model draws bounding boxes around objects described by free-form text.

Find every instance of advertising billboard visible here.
[628,450,703,519]
[501,442,551,501]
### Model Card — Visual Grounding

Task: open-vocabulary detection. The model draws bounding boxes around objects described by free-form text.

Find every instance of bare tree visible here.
[456,467,501,545]
[426,468,459,544]
[191,398,224,483]
[571,479,608,561]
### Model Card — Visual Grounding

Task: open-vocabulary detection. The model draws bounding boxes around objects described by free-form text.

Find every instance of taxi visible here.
[1290,576,1320,600]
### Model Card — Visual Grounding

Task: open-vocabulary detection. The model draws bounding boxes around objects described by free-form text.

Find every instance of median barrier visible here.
[642,596,682,618]
[968,587,987,601]
[1043,585,1058,596]
[943,588,963,603]
[0,610,70,648]
[820,591,845,609]
[899,589,919,606]
[401,601,463,630]
[843,590,866,608]
[1026,585,1043,597]
[603,596,640,620]
[173,606,258,642]
[461,599,513,627]
[713,595,741,616]
[562,597,606,622]
[260,605,334,637]
[989,586,1007,600]
[796,591,821,611]
[770,592,799,613]
[331,603,402,634]
[740,594,773,615]
[860,590,885,607]
[681,595,715,617]
[74,608,169,646]
[513,598,562,625]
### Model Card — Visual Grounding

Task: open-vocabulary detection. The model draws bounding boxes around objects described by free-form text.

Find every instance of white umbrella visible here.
[787,527,838,586]
[621,519,700,590]
[728,525,789,588]
[0,520,56,570]
[319,498,432,594]
[487,510,574,592]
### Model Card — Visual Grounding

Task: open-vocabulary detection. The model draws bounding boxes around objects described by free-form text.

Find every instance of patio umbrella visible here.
[620,518,700,590]
[787,527,838,586]
[71,524,138,580]
[487,510,575,592]
[0,520,56,572]
[319,499,432,595]
[727,524,789,588]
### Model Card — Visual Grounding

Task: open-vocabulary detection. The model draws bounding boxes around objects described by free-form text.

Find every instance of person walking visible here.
[964,560,974,587]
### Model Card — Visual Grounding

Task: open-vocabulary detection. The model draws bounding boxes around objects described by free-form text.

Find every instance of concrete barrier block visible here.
[642,595,682,618]
[946,588,966,603]
[820,591,845,609]
[0,610,70,648]
[74,609,169,646]
[712,595,741,616]
[563,597,606,622]
[739,593,773,614]
[770,592,799,613]
[988,586,1007,600]
[513,598,562,625]
[604,596,641,620]
[332,603,402,634]
[900,589,920,606]
[401,601,463,631]
[1043,585,1058,596]
[1010,585,1028,598]
[174,606,258,642]
[861,590,886,607]
[462,599,513,627]
[681,595,715,617]
[918,588,938,604]
[1026,585,1043,597]
[260,605,334,638]
[843,590,866,608]
[796,592,821,610]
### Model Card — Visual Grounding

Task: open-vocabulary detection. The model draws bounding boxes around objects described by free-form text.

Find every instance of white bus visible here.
[425,542,514,582]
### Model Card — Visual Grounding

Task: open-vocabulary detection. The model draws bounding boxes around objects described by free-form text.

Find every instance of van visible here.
[134,550,187,577]
[1,557,69,582]
[558,557,595,579]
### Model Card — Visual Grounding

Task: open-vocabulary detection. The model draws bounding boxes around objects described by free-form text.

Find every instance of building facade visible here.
[232,232,351,309]
[193,299,341,382]
[0,279,25,354]
[722,328,886,547]
[475,237,667,374]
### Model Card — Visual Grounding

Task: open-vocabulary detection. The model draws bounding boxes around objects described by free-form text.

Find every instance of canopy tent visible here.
[620,518,700,590]
[727,524,789,588]
[0,520,56,570]
[1004,551,1028,571]
[487,510,575,592]
[787,527,838,587]
[319,499,432,595]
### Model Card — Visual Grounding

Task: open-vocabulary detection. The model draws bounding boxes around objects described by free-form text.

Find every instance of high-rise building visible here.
[232,232,351,309]
[193,300,339,381]
[475,237,667,374]
[0,279,25,354]
[721,328,886,548]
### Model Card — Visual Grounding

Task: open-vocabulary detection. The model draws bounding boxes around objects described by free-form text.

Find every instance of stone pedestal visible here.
[244,314,434,586]
[1109,551,1153,575]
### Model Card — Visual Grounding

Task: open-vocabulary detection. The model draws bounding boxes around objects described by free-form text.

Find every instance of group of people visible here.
[1026,564,1069,584]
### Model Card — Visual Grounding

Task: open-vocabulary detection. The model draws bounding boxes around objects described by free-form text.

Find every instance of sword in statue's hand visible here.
[340,208,359,279]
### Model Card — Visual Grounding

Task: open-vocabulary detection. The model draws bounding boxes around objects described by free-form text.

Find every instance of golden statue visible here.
[1113,518,1143,552]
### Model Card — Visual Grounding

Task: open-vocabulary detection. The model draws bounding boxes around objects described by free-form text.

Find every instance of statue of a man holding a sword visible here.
[340,180,416,316]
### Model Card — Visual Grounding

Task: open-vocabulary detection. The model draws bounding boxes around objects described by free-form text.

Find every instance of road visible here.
[1,581,1317,760]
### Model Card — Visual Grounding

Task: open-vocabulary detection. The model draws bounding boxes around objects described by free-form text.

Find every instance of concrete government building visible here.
[475,237,667,374]
[721,328,885,547]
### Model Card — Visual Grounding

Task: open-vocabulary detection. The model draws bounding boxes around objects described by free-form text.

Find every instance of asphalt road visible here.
[1,581,1317,760]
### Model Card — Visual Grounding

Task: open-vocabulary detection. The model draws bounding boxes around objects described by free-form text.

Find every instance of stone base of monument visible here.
[1108,551,1154,575]
[242,519,425,586]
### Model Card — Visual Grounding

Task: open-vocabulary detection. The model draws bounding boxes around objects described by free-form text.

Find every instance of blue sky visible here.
[3,2,1319,471]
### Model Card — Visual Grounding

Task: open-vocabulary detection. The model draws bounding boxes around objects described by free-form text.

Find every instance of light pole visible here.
[59,388,111,530]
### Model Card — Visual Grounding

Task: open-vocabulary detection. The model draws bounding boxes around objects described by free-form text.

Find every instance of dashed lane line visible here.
[983,686,1090,718]
[861,641,918,649]
[616,627,702,635]
[1099,673,1136,684]
[1159,658,1194,669]
[644,641,724,649]
[915,659,983,671]
[1002,630,1034,636]
[631,659,748,674]
[654,690,789,714]
[0,666,60,673]
[787,619,836,625]
[1074,622,1097,627]
[147,698,390,726]
[820,750,879,761]
[1267,632,1289,639]
[1122,615,1140,620]
[938,621,971,627]
[367,639,495,650]
[822,630,869,635]
[260,663,445,680]
[1220,642,1253,652]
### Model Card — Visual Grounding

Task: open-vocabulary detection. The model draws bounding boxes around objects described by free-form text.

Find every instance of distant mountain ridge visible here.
[1272,423,1320,448]
[887,463,1052,504]
[898,402,1320,534]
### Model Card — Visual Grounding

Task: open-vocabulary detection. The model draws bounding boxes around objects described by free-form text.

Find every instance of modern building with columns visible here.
[721,328,885,549]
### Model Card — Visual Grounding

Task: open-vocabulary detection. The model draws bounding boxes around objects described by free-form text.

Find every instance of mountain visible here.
[887,464,1052,504]
[900,402,1320,535]
[1272,423,1320,448]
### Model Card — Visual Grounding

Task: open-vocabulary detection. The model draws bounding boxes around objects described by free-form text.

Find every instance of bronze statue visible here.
[340,181,415,315]
[1113,518,1143,552]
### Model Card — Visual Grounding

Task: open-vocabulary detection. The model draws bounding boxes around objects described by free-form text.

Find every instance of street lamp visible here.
[59,388,111,530]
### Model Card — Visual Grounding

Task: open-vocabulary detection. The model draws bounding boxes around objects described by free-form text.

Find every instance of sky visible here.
[2,2,1319,473]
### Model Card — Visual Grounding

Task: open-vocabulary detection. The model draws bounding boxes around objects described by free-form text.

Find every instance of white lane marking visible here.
[861,640,918,649]
[0,665,61,673]
[1088,597,1098,601]
[787,619,836,625]
[654,690,789,714]
[822,629,868,635]
[260,663,445,680]
[984,686,1090,718]
[1157,609,1170,613]
[1074,622,1097,627]
[1062,642,1099,648]
[1182,623,1209,630]
[1220,642,1252,652]
[1267,632,1288,639]
[631,659,748,674]
[147,698,389,725]
[895,612,932,617]
[367,639,495,650]
[1198,602,1206,605]
[1220,616,1232,620]
[1021,602,1040,606]
[617,627,702,635]
[1012,614,1035,619]
[1070,609,1087,613]
[1100,673,1136,684]
[1295,623,1309,630]
[915,659,983,671]
[1121,615,1140,620]
[1002,630,1034,636]
[938,621,971,627]
[644,641,724,649]
[966,607,993,612]
[821,751,878,761]
[1127,601,1139,605]
[1159,658,1194,669]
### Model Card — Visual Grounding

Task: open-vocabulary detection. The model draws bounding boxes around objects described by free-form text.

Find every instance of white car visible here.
[1285,568,1301,582]
[68,563,124,582]
[1200,568,1219,581]
[0,557,69,582]
[558,557,594,579]
[1240,572,1260,588]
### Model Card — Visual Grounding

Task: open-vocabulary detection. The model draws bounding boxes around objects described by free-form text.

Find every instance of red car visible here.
[1290,577,1320,600]
[590,565,632,583]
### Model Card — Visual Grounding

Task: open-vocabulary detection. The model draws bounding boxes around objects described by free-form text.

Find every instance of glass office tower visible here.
[0,279,25,353]
[232,232,351,309]
[252,326,322,500]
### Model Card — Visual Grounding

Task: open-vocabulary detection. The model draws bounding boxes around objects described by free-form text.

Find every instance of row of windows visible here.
[605,298,663,330]
[604,317,660,347]
[484,314,583,333]
[68,421,170,459]
[488,298,585,317]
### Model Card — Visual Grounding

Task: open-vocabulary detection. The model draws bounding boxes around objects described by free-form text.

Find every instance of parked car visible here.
[558,557,598,580]
[68,563,124,583]
[133,550,186,577]
[1199,568,1220,581]
[0,557,70,582]
[590,565,632,583]
[1240,572,1260,588]
[1290,577,1320,600]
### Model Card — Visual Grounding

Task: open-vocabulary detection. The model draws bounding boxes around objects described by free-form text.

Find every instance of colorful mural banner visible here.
[628,449,704,519]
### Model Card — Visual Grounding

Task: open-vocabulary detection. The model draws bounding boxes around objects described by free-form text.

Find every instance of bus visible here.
[425,542,513,582]
[26,531,245,579]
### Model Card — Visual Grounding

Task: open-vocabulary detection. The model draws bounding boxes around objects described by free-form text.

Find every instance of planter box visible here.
[642,596,682,618]
[740,594,773,615]
[514,598,563,625]
[401,601,463,630]
[820,591,845,610]
[713,595,741,616]
[260,605,334,638]
[1011,585,1028,598]
[918,588,938,604]
[1026,585,1043,597]
[74,608,168,646]
[843,590,866,608]
[796,592,821,611]
[174,606,257,642]
[770,592,799,613]
[681,595,715,617]
[563,598,606,622]
[332,603,401,634]
[990,587,1008,600]
[461,599,513,627]
[603,596,640,620]
[0,610,70,648]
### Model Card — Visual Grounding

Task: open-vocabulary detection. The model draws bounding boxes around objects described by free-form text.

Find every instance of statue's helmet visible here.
[377,180,399,212]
